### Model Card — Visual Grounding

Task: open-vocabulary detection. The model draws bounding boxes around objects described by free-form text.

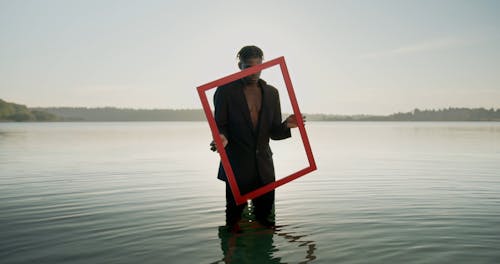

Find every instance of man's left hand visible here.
[286,114,306,128]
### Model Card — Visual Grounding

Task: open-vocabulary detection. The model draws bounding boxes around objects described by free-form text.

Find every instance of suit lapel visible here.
[257,80,271,139]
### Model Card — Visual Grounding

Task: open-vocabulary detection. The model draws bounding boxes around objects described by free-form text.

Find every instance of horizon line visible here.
[29,105,500,116]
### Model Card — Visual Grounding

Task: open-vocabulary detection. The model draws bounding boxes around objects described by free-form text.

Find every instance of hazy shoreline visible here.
[2,99,499,122]
[2,120,500,123]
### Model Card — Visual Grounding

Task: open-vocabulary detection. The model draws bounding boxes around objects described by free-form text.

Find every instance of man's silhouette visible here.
[211,45,301,232]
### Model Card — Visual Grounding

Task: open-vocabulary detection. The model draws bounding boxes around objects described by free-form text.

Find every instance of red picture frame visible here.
[197,56,317,205]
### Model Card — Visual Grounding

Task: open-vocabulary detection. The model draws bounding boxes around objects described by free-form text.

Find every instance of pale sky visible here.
[1,0,499,115]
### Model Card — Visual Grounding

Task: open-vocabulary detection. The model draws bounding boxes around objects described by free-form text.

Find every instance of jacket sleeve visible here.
[270,90,291,140]
[214,87,229,138]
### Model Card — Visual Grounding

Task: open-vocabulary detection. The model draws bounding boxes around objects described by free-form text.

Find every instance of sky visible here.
[1,0,499,115]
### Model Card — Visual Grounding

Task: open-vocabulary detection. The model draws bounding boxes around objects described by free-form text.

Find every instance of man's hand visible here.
[286,114,306,128]
[210,134,228,152]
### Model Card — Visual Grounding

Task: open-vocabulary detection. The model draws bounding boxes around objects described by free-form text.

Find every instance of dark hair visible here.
[237,45,264,62]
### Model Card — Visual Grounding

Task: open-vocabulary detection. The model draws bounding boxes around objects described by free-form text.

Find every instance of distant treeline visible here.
[0,99,59,121]
[1,98,499,122]
[309,108,500,121]
[33,106,500,122]
[32,107,206,121]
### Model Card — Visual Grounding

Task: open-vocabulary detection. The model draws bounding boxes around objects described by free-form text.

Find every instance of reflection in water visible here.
[212,206,316,264]
[3,122,499,263]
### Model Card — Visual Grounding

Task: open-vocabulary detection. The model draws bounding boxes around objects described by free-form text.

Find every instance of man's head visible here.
[237,45,263,84]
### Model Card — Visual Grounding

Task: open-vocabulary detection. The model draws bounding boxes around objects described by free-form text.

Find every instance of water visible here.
[1,122,499,263]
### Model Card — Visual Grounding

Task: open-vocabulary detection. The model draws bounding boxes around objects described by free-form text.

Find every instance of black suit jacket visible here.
[214,79,291,195]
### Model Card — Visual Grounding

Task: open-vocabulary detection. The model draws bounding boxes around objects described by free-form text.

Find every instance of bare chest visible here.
[243,86,262,127]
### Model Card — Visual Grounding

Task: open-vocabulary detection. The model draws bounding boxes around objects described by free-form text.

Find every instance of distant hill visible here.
[0,99,59,121]
[2,98,499,122]
[32,107,206,121]
[33,106,500,122]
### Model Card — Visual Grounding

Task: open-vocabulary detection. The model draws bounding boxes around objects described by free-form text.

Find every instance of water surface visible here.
[1,122,499,263]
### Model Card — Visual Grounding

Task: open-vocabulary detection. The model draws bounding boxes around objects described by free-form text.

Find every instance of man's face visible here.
[239,57,263,84]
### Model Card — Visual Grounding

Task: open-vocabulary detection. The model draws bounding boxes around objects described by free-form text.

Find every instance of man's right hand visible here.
[210,134,228,152]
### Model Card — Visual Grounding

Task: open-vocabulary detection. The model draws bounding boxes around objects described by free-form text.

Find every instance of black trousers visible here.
[225,181,274,225]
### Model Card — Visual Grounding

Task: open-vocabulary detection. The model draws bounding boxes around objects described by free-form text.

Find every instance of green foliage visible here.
[0,99,59,121]
[31,110,59,121]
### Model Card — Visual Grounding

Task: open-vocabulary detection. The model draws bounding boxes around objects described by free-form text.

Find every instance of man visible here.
[211,45,301,232]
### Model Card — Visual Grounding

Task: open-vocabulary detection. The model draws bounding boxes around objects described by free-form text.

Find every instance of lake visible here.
[1,122,499,263]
